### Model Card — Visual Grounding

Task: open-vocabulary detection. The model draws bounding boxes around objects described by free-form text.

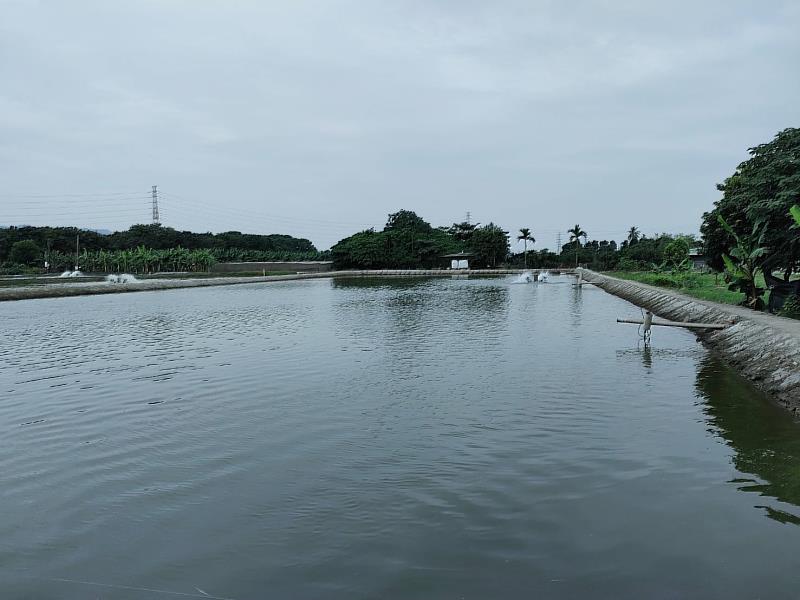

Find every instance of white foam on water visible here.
[105,274,138,284]
[60,270,82,278]
[539,271,550,283]
[512,271,534,284]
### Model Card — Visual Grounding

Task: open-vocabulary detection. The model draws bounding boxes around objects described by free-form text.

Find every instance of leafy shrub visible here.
[663,239,690,269]
[617,257,641,271]
[651,275,681,288]
[0,262,39,275]
[779,295,800,319]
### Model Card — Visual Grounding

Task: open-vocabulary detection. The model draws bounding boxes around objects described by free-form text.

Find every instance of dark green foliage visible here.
[330,230,389,269]
[384,210,431,234]
[471,223,510,267]
[448,222,479,247]
[611,234,697,271]
[383,210,441,268]
[778,295,800,319]
[662,238,690,269]
[8,240,42,266]
[0,224,318,263]
[508,249,561,269]
[701,127,800,278]
[0,224,323,275]
[331,212,460,269]
[330,211,511,269]
[577,239,619,271]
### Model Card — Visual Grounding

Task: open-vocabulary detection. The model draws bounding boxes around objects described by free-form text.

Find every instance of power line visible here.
[159,191,380,228]
[0,191,151,199]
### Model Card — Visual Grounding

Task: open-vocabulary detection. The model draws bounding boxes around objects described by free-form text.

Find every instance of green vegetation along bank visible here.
[605,271,757,306]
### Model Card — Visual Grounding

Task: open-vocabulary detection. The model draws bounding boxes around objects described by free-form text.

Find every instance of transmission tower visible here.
[466,211,471,225]
[151,185,160,225]
[556,232,562,255]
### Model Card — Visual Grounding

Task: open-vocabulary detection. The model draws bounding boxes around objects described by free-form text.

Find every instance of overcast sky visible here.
[1,0,798,250]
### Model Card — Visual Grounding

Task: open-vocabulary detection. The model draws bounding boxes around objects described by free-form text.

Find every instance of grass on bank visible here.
[604,271,750,305]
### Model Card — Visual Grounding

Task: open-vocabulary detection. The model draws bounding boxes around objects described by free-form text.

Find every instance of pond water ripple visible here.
[1,276,799,599]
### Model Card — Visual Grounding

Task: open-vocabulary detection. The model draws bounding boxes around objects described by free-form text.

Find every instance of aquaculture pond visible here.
[2,275,799,599]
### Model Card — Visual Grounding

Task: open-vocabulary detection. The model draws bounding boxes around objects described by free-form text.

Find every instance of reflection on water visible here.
[568,280,583,328]
[696,355,800,524]
[641,345,652,369]
[331,276,433,290]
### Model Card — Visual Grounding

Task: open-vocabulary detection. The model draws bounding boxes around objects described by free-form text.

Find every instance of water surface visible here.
[2,276,799,599]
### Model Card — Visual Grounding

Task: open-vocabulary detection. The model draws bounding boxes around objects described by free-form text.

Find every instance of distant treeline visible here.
[0,224,329,271]
[1,219,698,275]
[330,209,696,271]
[509,234,698,271]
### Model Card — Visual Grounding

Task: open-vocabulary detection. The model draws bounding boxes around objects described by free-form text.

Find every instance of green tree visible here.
[662,238,690,270]
[448,221,479,250]
[568,224,587,267]
[0,223,319,264]
[8,240,42,265]
[384,210,432,234]
[471,223,509,267]
[382,210,434,268]
[627,226,641,245]
[701,127,800,279]
[517,228,534,268]
[331,229,389,268]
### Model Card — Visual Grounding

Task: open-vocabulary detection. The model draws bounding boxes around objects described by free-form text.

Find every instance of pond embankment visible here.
[0,269,541,302]
[579,268,800,413]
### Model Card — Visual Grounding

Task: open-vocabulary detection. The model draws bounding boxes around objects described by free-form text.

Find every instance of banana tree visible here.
[717,214,767,310]
[190,249,215,272]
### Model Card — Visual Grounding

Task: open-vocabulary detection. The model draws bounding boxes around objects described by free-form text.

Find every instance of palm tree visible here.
[568,224,587,267]
[627,226,641,245]
[517,228,535,268]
